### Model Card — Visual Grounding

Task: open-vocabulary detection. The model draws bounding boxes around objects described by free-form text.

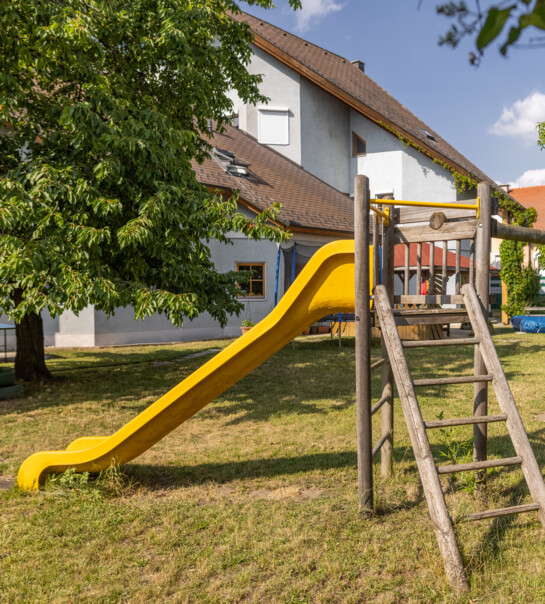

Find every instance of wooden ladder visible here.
[374,282,545,592]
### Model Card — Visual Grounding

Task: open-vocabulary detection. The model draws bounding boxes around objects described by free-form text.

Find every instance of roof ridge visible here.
[238,10,350,64]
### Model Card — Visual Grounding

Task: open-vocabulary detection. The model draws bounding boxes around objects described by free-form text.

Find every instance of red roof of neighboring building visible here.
[509,186,545,230]
[394,242,470,270]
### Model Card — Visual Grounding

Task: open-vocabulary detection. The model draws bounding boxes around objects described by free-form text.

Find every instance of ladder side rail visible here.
[463,282,545,528]
[375,285,469,593]
[474,182,492,483]
[380,203,396,478]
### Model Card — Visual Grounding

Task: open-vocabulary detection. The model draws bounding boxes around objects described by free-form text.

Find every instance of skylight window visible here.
[420,129,436,141]
[213,148,251,176]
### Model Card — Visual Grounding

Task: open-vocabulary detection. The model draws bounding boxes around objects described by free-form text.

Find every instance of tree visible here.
[0,0,300,381]
[437,0,545,59]
[435,0,545,317]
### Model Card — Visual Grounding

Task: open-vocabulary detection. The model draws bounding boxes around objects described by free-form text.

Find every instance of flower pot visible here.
[241,326,252,335]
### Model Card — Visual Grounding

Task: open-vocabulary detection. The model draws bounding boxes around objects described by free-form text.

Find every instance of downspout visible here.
[274,243,281,306]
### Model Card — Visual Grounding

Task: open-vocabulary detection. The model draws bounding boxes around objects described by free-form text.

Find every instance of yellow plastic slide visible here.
[18,240,362,489]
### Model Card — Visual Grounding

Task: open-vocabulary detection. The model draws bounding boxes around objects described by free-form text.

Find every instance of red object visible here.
[420,280,428,295]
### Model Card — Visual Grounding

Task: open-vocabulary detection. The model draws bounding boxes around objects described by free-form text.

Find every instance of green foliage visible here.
[436,0,545,145]
[437,0,545,57]
[499,206,543,318]
[0,0,296,329]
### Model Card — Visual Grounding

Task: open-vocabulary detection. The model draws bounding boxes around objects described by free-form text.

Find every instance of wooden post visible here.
[381,199,395,478]
[474,182,491,486]
[372,212,379,290]
[354,175,373,515]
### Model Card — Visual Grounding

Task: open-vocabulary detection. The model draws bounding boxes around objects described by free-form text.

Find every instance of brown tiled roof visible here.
[192,124,354,233]
[233,11,495,187]
[509,186,545,230]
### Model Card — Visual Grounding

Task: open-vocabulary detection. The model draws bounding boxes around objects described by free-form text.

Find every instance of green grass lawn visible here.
[2,329,545,602]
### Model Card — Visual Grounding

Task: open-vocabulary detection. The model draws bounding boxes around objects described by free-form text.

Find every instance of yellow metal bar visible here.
[369,204,389,225]
[370,198,479,214]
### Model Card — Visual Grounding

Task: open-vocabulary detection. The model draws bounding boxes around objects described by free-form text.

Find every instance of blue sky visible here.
[243,0,545,188]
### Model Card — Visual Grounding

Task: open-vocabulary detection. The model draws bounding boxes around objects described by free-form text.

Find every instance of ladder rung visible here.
[425,414,507,429]
[371,393,391,416]
[371,358,388,371]
[372,433,389,457]
[402,338,479,349]
[460,503,540,522]
[437,456,522,475]
[414,374,493,387]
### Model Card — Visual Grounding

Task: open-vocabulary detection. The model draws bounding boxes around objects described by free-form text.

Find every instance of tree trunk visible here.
[13,289,53,382]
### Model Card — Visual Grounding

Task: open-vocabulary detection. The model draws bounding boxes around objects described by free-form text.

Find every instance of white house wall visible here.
[350,111,403,198]
[300,79,350,193]
[400,144,457,202]
[228,45,302,166]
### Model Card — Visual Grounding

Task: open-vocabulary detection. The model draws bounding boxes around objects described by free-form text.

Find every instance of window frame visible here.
[236,262,266,299]
[352,132,367,157]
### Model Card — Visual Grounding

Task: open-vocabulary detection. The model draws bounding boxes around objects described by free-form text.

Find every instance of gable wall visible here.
[228,45,302,165]
[350,111,403,198]
[300,79,351,193]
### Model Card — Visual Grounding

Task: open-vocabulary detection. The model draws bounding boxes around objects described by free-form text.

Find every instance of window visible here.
[213,147,250,176]
[258,108,289,145]
[236,263,265,298]
[352,132,366,157]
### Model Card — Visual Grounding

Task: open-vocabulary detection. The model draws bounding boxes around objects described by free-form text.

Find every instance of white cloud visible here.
[293,0,343,32]
[509,168,545,189]
[489,92,545,141]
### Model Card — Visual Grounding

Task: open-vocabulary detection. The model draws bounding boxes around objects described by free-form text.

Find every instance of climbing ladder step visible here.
[437,456,522,475]
[371,393,391,415]
[424,414,507,429]
[392,308,468,326]
[460,503,540,522]
[402,337,479,348]
[413,374,493,387]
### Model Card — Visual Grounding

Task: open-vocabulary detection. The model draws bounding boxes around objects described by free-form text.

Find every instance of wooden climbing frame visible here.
[353,174,545,593]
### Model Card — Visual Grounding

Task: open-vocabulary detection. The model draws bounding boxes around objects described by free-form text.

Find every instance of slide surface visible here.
[18,240,360,489]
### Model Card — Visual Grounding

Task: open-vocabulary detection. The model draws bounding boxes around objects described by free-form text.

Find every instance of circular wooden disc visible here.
[429,211,446,230]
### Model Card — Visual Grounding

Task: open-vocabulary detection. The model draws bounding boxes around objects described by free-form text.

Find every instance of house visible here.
[228,11,496,202]
[2,12,505,350]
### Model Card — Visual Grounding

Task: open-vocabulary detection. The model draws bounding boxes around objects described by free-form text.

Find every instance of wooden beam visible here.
[394,295,464,305]
[354,175,373,516]
[398,206,477,224]
[395,221,478,244]
[492,220,545,245]
[474,183,491,486]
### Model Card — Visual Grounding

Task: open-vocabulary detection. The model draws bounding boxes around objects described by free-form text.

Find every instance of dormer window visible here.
[213,147,250,176]
[258,108,289,145]
[352,132,366,157]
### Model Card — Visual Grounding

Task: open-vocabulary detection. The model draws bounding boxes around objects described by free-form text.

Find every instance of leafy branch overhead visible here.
[437,0,545,60]
[0,1,295,337]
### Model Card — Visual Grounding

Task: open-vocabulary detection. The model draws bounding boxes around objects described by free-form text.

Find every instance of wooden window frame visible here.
[236,263,265,299]
[352,132,367,157]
